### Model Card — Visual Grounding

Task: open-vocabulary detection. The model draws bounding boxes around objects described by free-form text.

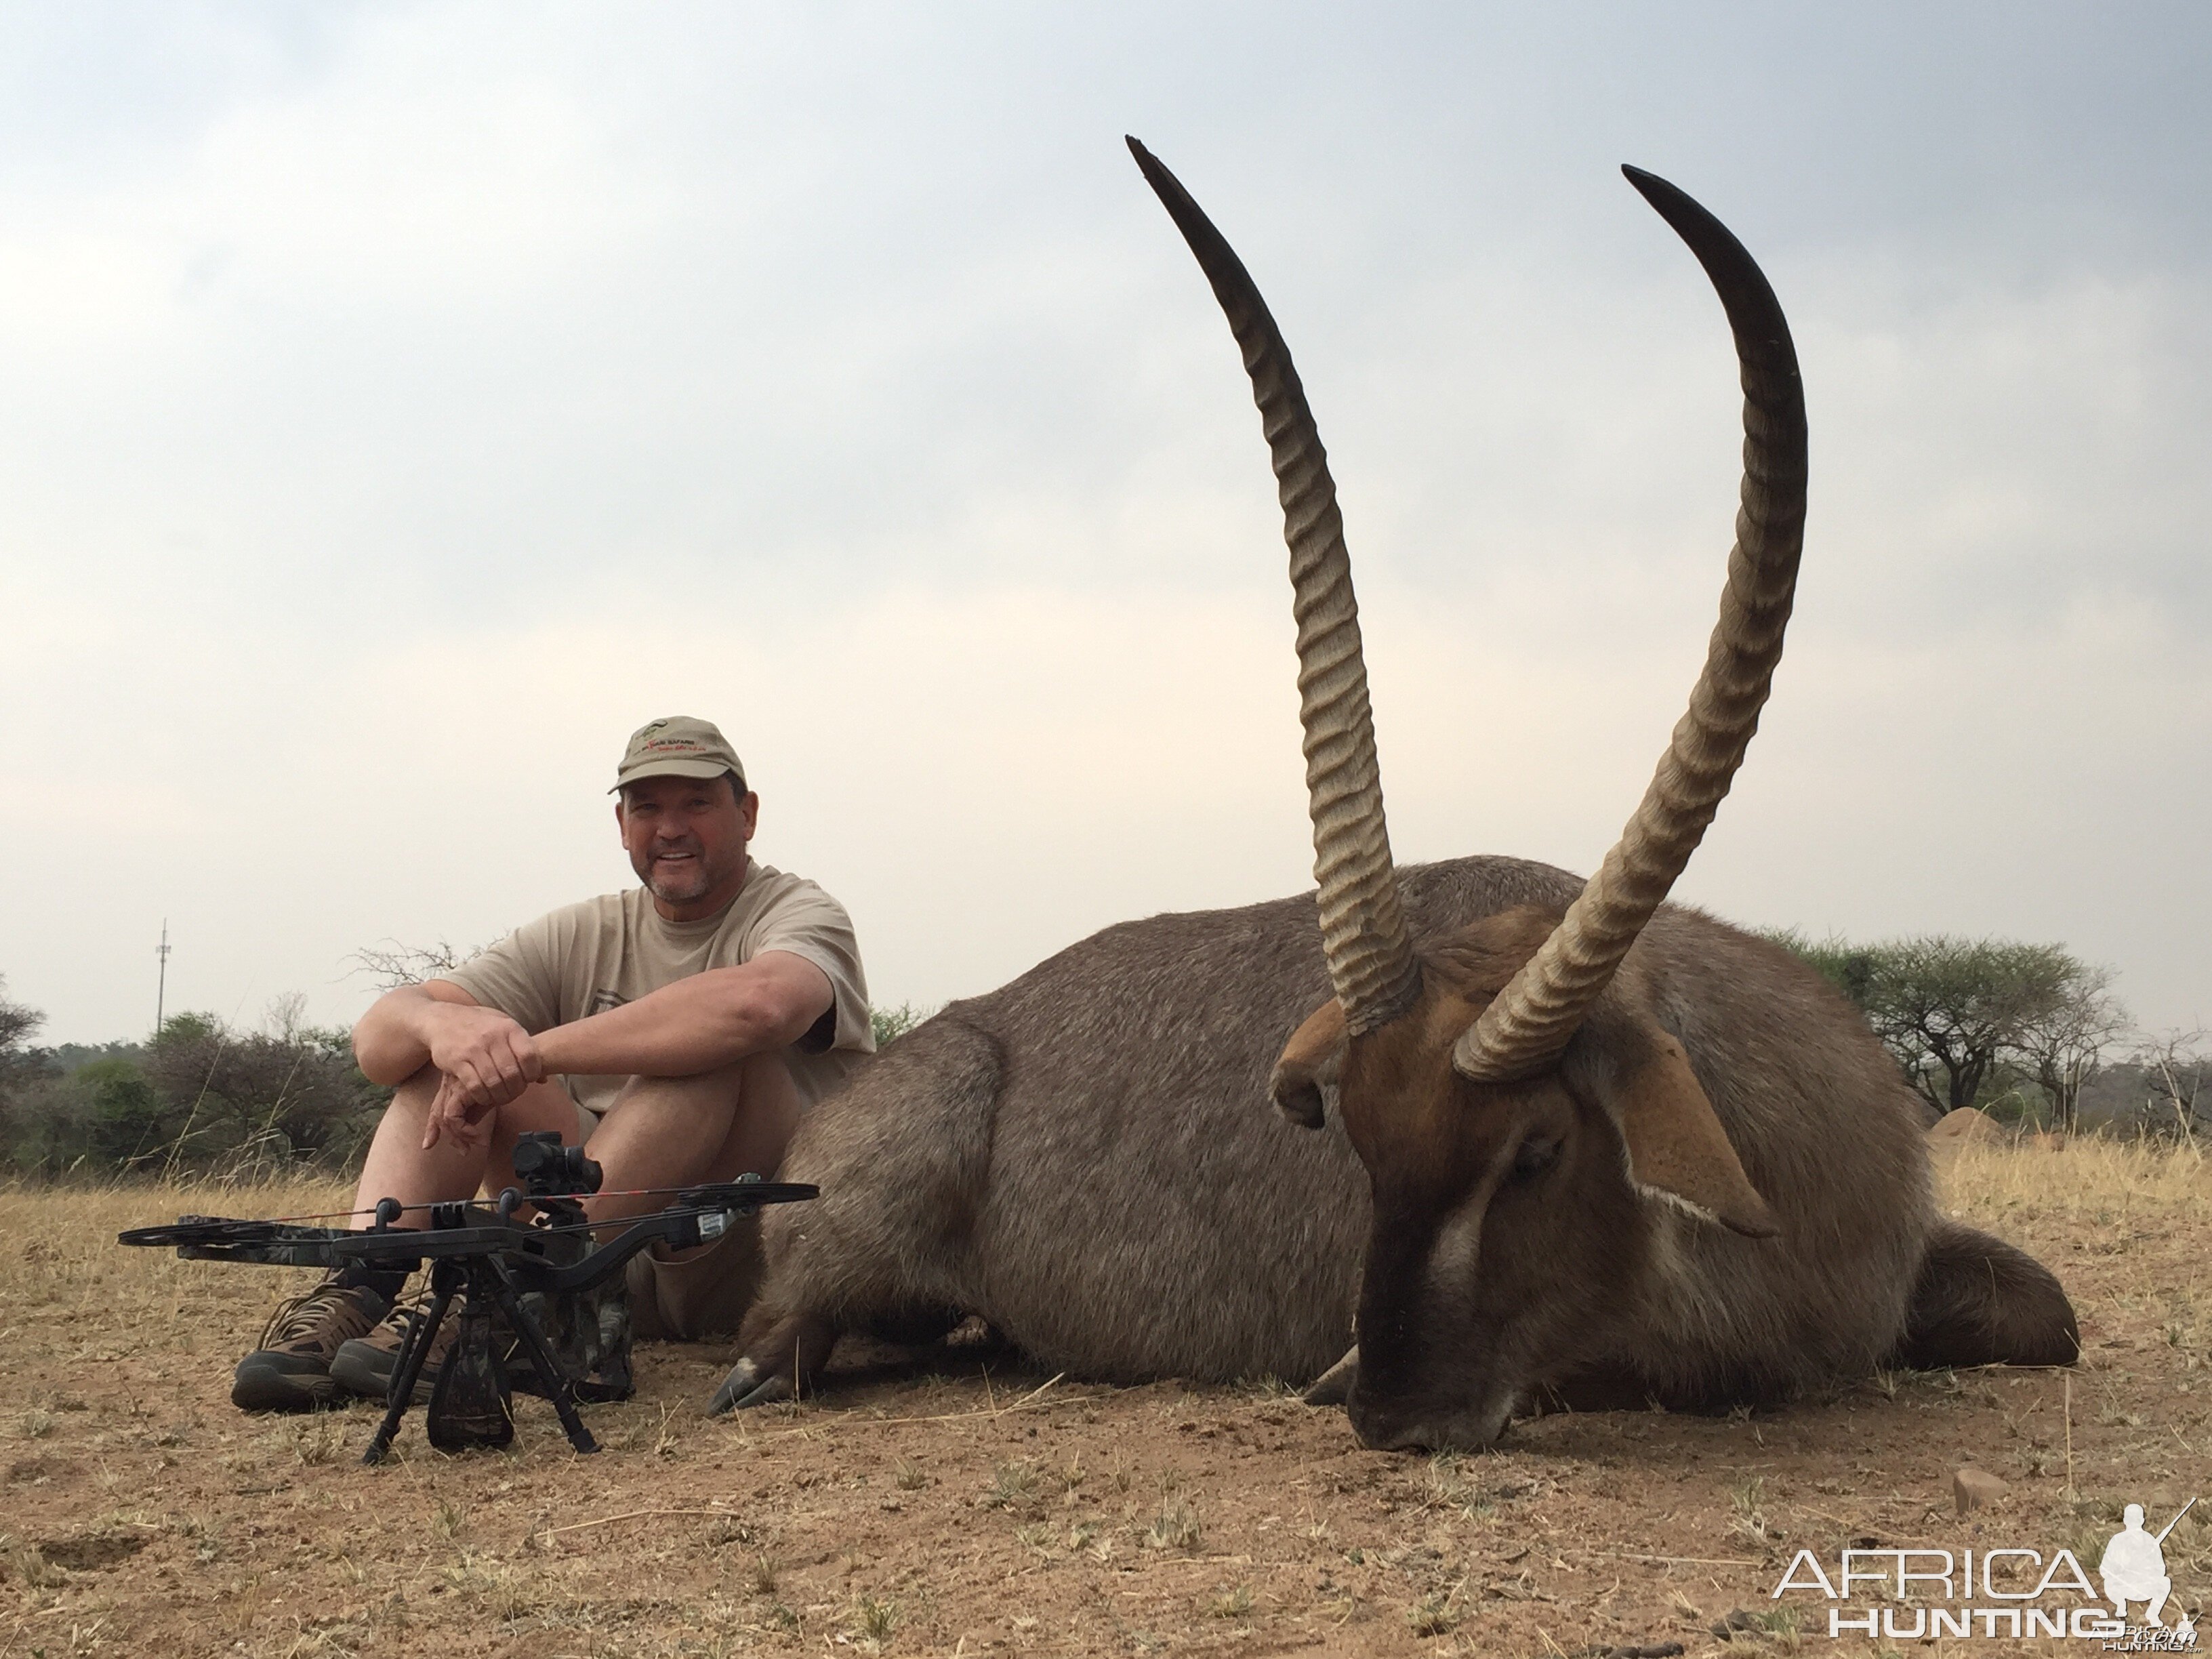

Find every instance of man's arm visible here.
[533,950,832,1080]
[354,979,543,1103]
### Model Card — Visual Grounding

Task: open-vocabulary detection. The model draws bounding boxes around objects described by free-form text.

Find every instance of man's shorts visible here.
[623,1218,765,1341]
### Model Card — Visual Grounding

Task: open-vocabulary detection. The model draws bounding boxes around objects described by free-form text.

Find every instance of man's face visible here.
[616,773,756,916]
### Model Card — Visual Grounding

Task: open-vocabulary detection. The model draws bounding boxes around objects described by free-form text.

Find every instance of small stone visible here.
[1954,1467,2009,1513]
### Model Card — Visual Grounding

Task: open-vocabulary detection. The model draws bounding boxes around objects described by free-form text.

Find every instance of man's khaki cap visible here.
[611,716,746,794]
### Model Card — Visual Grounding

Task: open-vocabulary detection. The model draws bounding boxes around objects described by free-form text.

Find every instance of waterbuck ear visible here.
[1584,1025,1779,1238]
[1270,998,1347,1130]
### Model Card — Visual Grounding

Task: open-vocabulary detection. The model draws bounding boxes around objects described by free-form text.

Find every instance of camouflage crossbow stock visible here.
[120,1132,816,1463]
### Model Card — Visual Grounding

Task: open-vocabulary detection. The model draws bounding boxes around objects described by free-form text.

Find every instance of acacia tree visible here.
[2017,963,2130,1132]
[347,937,476,993]
[1858,939,2083,1113]
[1767,933,2125,1120]
[2135,1028,2210,1139]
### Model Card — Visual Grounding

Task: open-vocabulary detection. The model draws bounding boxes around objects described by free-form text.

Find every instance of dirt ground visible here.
[1,1140,2207,1659]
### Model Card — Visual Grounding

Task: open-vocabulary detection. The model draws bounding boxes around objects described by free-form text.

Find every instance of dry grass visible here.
[0,1146,2205,1656]
[1943,1133,2211,1223]
[0,1171,347,1277]
[0,1174,348,1360]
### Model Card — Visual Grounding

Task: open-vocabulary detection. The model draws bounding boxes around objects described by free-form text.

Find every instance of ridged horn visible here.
[1455,166,1809,1081]
[1129,136,1421,1033]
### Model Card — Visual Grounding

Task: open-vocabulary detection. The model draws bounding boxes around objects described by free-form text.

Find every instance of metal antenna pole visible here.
[155,919,171,1033]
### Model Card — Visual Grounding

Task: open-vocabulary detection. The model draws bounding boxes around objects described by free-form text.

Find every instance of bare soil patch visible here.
[1,1143,2207,1657]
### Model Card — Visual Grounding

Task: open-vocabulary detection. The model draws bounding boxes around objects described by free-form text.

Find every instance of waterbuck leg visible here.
[708,1308,837,1414]
[1303,1345,1359,1407]
[1887,1218,2081,1370]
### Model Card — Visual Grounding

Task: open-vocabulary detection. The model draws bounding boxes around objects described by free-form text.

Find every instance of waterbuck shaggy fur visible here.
[711,143,2078,1448]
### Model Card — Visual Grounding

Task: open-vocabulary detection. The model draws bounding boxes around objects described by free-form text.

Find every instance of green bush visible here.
[870,1003,931,1048]
[81,1058,165,1164]
[0,994,390,1178]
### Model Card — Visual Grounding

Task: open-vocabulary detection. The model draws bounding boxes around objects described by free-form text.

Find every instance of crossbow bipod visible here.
[120,1132,817,1463]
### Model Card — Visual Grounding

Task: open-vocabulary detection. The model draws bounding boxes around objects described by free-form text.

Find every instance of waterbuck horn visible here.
[1455,166,1808,1082]
[1129,136,1422,1034]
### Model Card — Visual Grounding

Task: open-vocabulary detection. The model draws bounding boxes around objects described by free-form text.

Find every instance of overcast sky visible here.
[3,3,2207,1046]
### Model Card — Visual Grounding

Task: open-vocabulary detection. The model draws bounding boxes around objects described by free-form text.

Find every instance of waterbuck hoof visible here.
[1303,1346,1358,1408]
[731,1374,794,1410]
[707,1358,766,1416]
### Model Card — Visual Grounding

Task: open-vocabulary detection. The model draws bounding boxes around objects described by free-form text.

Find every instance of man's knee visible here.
[622,1060,750,1115]
[621,1053,798,1115]
[738,1049,800,1109]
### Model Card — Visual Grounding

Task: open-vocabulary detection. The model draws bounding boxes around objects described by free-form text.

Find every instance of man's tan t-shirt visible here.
[442,859,873,1120]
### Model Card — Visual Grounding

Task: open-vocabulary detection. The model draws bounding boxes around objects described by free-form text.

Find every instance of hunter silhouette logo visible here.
[1770,1495,2198,1646]
[2101,1501,2195,1635]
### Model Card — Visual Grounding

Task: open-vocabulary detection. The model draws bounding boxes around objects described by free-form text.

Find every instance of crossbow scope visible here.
[510,1129,602,1199]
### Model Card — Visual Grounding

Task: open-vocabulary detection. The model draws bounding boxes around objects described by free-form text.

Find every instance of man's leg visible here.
[352,1065,586,1218]
[232,1067,584,1412]
[594,1053,802,1340]
[583,1050,801,1223]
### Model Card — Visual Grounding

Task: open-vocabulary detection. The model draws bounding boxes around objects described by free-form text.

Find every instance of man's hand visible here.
[419,1071,495,1153]
[354,979,541,1097]
[419,1001,545,1118]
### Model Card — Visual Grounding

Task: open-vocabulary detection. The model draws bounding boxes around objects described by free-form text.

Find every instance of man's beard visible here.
[642,844,716,903]
[649,866,712,903]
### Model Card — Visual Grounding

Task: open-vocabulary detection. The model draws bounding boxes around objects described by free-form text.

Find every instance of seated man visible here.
[232,716,873,1411]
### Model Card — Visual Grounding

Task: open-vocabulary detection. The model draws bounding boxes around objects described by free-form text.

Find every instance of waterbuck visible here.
[709,142,2078,1447]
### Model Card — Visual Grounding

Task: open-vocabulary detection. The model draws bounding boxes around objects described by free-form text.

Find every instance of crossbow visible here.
[120,1132,816,1464]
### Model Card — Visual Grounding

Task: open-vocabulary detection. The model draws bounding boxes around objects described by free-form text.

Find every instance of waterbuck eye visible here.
[1511,1135,1561,1179]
